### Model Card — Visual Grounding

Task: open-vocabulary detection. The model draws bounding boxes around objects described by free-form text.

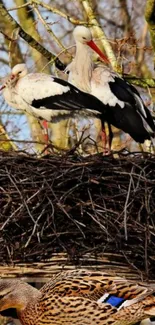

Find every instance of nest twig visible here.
[0,150,155,279]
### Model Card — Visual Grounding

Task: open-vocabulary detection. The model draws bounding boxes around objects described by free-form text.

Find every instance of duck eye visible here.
[82,37,86,40]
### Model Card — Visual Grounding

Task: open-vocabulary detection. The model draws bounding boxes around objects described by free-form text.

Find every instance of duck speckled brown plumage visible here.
[0,269,155,325]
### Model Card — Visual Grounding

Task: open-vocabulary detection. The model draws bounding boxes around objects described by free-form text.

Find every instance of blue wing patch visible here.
[106,295,125,307]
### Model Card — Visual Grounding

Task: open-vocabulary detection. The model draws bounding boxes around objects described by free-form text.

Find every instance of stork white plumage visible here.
[0,63,107,125]
[67,26,109,93]
[67,26,155,146]
[65,26,109,151]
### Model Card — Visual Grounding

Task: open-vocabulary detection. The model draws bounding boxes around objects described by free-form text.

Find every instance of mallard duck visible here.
[0,269,155,325]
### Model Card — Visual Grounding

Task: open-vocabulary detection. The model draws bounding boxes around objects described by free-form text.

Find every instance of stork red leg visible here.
[100,127,108,154]
[41,120,49,144]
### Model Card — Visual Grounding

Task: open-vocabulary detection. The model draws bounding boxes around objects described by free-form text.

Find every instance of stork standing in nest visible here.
[0,30,109,153]
[0,64,109,134]
[66,26,155,149]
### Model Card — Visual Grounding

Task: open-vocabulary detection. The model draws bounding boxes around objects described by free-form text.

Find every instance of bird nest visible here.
[0,150,155,280]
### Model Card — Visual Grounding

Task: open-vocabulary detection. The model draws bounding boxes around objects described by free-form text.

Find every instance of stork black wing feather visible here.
[109,76,155,133]
[32,81,106,115]
[109,77,139,104]
[105,103,153,143]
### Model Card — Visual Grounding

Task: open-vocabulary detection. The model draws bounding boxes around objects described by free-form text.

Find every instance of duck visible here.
[0,269,155,325]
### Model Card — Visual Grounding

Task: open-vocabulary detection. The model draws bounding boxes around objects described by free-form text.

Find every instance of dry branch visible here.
[145,0,155,65]
[80,0,119,70]
[0,124,18,151]
[0,1,66,70]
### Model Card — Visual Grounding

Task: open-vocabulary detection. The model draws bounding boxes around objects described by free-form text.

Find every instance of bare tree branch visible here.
[125,75,155,88]
[0,0,66,70]
[0,123,18,151]
[80,0,120,71]
[8,0,87,25]
[145,0,155,66]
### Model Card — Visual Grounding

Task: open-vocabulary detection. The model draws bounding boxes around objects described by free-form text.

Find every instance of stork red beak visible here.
[0,84,6,90]
[86,40,110,64]
[0,74,16,91]
[10,74,15,80]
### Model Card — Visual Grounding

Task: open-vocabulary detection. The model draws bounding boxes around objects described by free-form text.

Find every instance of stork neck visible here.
[71,42,93,92]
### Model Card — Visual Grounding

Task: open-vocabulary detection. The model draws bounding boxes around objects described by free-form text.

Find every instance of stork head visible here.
[0,63,28,90]
[73,26,92,44]
[11,63,28,79]
[73,26,110,64]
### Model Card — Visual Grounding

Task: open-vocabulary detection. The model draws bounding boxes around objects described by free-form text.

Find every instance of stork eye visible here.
[82,37,86,40]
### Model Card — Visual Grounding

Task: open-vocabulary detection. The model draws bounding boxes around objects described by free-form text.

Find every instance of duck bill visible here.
[86,40,110,64]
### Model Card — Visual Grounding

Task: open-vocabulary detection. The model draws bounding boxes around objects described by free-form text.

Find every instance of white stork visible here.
[67,26,155,146]
[0,63,107,125]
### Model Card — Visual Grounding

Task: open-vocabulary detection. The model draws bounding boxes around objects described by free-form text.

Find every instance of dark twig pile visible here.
[0,150,155,279]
